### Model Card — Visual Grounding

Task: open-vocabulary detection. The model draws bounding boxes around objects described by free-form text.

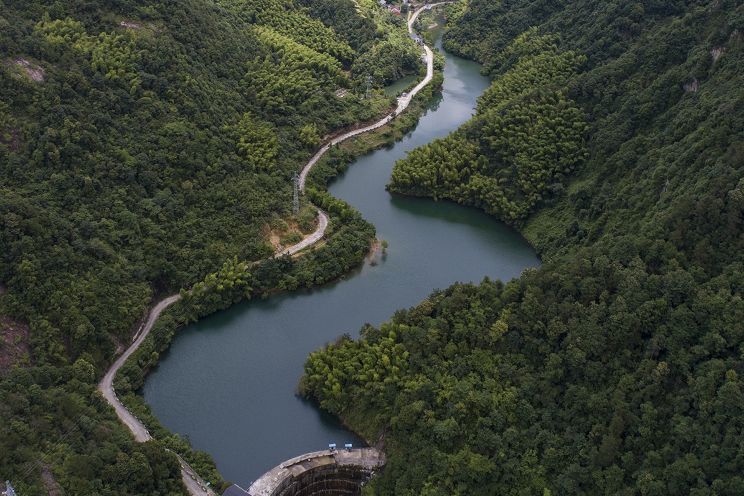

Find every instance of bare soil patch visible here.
[13,58,45,82]
[120,20,142,29]
[41,464,63,496]
[0,315,30,370]
[265,218,310,252]
[711,46,726,63]
[268,230,282,252]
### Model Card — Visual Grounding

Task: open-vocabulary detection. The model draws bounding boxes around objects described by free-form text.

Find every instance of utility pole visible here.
[365,75,373,99]
[292,172,300,214]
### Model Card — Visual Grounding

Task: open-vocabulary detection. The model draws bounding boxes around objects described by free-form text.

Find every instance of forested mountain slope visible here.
[0,0,418,493]
[302,1,744,494]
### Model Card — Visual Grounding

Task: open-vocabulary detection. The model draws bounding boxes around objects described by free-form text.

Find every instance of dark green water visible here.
[142,37,539,487]
[383,74,418,96]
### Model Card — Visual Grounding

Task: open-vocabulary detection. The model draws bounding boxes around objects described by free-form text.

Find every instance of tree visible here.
[235,112,279,170]
[299,123,321,148]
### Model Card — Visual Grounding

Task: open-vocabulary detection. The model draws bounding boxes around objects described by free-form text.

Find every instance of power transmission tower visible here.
[662,178,670,193]
[292,172,300,214]
[365,75,373,99]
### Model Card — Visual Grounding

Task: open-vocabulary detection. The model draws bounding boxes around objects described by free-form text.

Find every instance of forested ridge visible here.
[389,27,589,223]
[0,0,421,493]
[302,1,744,494]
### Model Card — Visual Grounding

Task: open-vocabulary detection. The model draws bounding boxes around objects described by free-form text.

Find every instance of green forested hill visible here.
[389,27,589,223]
[302,1,744,494]
[0,0,417,493]
[0,0,399,366]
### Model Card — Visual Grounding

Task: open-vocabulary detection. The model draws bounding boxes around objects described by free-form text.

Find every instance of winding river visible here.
[142,32,539,488]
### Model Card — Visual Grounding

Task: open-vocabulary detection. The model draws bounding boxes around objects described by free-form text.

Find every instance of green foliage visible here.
[188,257,252,300]
[307,188,354,220]
[0,0,405,491]
[221,0,356,64]
[0,0,396,369]
[0,101,14,143]
[34,17,89,48]
[304,256,744,495]
[243,25,350,114]
[297,0,378,51]
[304,1,744,495]
[296,205,319,232]
[89,32,141,87]
[306,71,444,190]
[389,30,588,223]
[35,17,141,88]
[235,112,279,170]
[299,122,321,148]
[0,365,184,495]
[351,36,422,87]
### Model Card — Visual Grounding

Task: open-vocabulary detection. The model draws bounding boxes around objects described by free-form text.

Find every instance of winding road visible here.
[98,4,446,495]
[297,3,441,190]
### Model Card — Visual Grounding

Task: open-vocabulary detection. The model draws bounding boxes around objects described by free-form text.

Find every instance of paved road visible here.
[99,295,181,443]
[97,217,330,494]
[281,209,329,256]
[98,4,445,495]
[97,295,220,494]
[174,451,218,496]
[298,3,442,191]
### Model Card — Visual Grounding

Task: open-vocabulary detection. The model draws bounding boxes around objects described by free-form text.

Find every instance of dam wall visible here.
[223,448,384,496]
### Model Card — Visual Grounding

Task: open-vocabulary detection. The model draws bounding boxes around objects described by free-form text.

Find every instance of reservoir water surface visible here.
[143,34,539,487]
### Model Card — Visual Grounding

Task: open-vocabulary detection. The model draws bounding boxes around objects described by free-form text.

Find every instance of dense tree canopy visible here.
[0,0,409,492]
[303,1,744,495]
[222,0,357,64]
[389,29,589,223]
[304,255,744,495]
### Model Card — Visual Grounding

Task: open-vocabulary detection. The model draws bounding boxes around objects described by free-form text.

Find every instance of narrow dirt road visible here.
[298,3,442,191]
[97,216,330,495]
[100,295,181,443]
[280,210,329,256]
[98,4,445,495]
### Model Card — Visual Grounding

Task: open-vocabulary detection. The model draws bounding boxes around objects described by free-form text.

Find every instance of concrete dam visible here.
[223,448,384,496]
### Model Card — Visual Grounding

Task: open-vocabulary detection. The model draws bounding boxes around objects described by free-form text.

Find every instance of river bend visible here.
[143,32,539,488]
